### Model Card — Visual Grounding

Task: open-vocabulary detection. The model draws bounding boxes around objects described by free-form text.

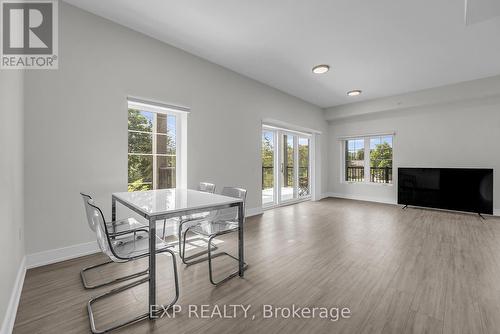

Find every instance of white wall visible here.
[0,71,25,332]
[325,75,500,122]
[23,3,327,255]
[326,91,500,213]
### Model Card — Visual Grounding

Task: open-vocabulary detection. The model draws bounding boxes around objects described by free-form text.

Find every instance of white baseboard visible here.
[246,207,263,217]
[324,192,397,205]
[1,256,26,334]
[25,207,263,270]
[318,193,330,200]
[26,241,100,269]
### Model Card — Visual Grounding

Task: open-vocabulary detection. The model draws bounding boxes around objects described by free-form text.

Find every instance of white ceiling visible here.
[64,0,500,108]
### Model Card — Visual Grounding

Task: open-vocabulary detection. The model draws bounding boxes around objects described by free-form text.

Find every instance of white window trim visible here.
[127,99,187,190]
[128,96,190,114]
[340,134,395,186]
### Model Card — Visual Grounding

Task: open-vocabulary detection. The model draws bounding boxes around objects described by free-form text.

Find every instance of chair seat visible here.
[113,233,170,259]
[107,217,145,235]
[189,220,239,237]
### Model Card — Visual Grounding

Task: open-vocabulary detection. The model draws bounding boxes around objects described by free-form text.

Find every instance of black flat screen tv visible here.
[398,168,493,214]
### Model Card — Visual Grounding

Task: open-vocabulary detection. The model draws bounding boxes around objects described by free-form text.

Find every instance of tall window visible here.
[345,139,365,182]
[370,136,393,183]
[344,135,393,184]
[128,103,177,191]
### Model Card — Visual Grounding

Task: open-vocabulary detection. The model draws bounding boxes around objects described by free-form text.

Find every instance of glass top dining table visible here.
[111,188,245,318]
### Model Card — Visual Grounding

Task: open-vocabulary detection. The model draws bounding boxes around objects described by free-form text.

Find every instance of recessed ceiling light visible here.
[312,64,330,74]
[347,90,362,96]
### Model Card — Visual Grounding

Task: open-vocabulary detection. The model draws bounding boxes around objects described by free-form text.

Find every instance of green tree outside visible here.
[370,142,392,167]
[127,109,176,191]
[262,134,274,189]
[370,142,393,182]
[261,135,310,193]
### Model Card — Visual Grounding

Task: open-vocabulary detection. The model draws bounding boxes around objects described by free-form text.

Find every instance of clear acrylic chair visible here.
[178,182,217,258]
[160,182,217,256]
[86,199,179,334]
[80,193,149,289]
[182,187,248,285]
[81,193,146,236]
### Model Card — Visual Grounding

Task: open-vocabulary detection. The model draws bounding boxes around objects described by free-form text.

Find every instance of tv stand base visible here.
[400,204,488,219]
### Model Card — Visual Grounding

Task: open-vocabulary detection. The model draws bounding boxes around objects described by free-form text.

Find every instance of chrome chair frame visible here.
[181,187,248,285]
[80,193,149,289]
[86,201,179,334]
[182,225,248,285]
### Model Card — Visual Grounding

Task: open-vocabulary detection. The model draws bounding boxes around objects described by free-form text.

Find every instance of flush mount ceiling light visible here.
[312,64,330,74]
[347,90,362,96]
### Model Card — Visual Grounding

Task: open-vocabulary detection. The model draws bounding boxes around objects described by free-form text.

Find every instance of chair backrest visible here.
[199,182,216,193]
[80,192,97,232]
[221,187,247,203]
[85,199,118,261]
[214,187,247,222]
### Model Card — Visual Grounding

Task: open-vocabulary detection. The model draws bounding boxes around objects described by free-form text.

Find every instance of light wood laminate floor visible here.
[13,198,500,334]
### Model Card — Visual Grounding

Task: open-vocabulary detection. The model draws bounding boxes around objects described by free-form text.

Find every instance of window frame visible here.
[127,99,187,191]
[341,134,394,186]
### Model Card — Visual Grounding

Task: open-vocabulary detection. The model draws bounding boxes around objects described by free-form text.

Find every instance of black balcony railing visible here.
[345,166,392,183]
[297,167,309,196]
[262,166,310,196]
[370,166,392,183]
[262,166,274,189]
[346,166,364,182]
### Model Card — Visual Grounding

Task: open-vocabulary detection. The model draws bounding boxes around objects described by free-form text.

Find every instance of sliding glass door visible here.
[262,126,312,207]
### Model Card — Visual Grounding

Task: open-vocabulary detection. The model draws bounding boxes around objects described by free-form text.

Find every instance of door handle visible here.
[281,163,284,173]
